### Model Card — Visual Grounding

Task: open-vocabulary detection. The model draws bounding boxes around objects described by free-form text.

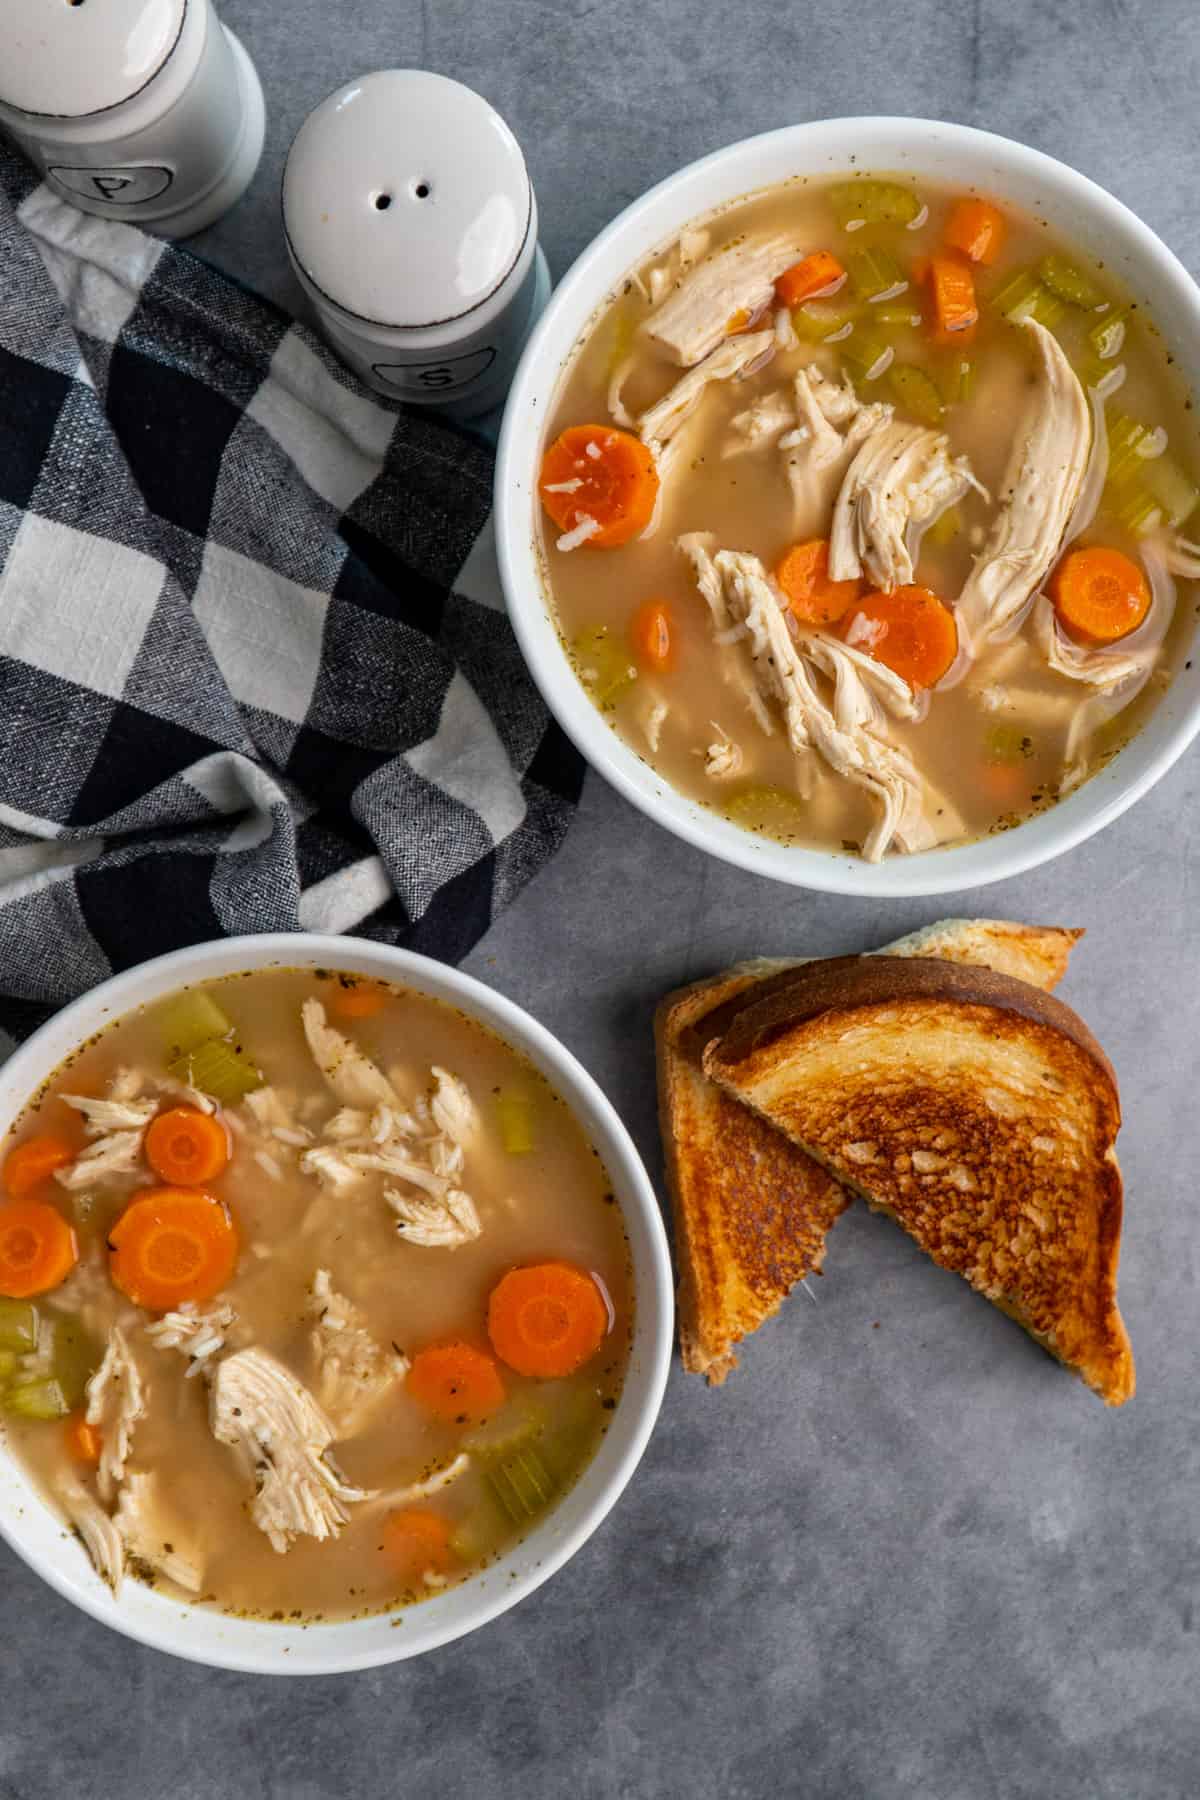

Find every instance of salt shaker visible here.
[282,70,551,420]
[0,0,265,238]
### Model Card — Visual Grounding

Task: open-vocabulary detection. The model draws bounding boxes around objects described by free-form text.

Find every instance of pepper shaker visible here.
[0,0,265,238]
[282,70,550,420]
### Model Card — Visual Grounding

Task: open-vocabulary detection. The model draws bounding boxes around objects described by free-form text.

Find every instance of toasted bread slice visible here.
[656,919,1082,1384]
[702,955,1133,1405]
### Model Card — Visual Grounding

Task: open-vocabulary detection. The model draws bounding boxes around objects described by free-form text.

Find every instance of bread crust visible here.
[656,920,1089,1387]
[702,954,1133,1405]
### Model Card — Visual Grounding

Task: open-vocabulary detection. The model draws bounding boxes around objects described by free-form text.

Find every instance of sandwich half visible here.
[701,948,1133,1406]
[655,918,1082,1385]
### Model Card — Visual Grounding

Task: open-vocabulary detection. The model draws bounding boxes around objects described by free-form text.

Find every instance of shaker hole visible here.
[373,193,393,212]
[67,1,85,8]
[413,181,431,201]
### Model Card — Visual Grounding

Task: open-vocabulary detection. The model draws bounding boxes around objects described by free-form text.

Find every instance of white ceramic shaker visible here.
[282,70,551,420]
[0,0,265,238]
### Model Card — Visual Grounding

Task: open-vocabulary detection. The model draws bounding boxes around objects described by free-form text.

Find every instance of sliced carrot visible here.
[927,252,978,344]
[3,1135,75,1200]
[326,980,389,1020]
[538,424,660,549]
[408,1341,505,1424]
[144,1108,229,1187]
[944,198,1007,266]
[0,1199,77,1297]
[108,1187,238,1311]
[774,250,846,308]
[1050,546,1150,645]
[381,1507,455,1578]
[725,307,753,334]
[65,1412,102,1467]
[487,1261,609,1380]
[840,586,959,688]
[775,539,862,625]
[630,599,674,671]
[980,760,1028,805]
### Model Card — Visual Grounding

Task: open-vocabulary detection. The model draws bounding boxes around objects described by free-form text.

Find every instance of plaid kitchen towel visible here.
[0,144,582,1052]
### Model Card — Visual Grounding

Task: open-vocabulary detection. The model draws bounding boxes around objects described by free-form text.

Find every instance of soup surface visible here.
[537,173,1200,860]
[0,970,631,1621]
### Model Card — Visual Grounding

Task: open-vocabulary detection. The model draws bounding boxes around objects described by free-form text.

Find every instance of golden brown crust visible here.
[655,974,849,1383]
[703,955,1133,1405]
[709,955,1119,1098]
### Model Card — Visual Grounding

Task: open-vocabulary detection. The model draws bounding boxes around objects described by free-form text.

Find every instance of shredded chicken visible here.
[59,1089,157,1135]
[298,1062,483,1247]
[429,1068,474,1146]
[785,367,894,533]
[54,1069,156,1193]
[113,1472,204,1593]
[365,1453,472,1514]
[794,627,921,723]
[643,232,807,367]
[642,697,669,752]
[307,1269,407,1436]
[829,421,976,591]
[301,1000,398,1110]
[86,1327,146,1503]
[210,1348,374,1553]
[57,1475,124,1593]
[637,330,774,453]
[385,1183,482,1249]
[684,542,942,861]
[145,1300,236,1375]
[723,387,795,458]
[704,724,742,778]
[956,319,1091,655]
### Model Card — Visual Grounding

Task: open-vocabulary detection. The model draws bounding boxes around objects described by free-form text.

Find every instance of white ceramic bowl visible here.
[496,116,1200,896]
[0,935,672,1674]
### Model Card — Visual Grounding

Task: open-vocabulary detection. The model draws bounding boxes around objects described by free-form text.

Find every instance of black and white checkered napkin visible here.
[0,144,582,1054]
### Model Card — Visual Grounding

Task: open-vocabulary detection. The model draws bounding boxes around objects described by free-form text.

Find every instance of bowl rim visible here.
[0,934,673,1674]
[495,114,1200,896]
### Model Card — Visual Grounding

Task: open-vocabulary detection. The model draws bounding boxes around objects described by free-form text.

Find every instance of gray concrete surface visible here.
[4,2,1200,1796]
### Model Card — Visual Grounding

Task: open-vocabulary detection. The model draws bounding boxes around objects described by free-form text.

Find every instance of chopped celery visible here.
[847,246,908,303]
[872,299,923,328]
[829,179,922,228]
[159,989,234,1056]
[605,305,635,377]
[1142,451,1199,528]
[938,354,976,407]
[5,1378,68,1421]
[888,363,943,425]
[0,1351,17,1382]
[1112,487,1164,538]
[542,1389,603,1483]
[1075,352,1123,392]
[1106,414,1153,488]
[1037,254,1107,310]
[463,1401,546,1461]
[993,269,1064,330]
[0,1298,39,1354]
[725,785,810,840]
[494,1087,535,1155]
[169,1036,262,1104]
[449,1509,507,1564]
[985,723,1033,763]
[571,626,637,710]
[791,300,857,342]
[484,1445,558,1525]
[926,506,963,547]
[1088,305,1130,361]
[839,327,894,385]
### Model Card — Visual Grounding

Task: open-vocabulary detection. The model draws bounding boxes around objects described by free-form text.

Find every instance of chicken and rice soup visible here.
[537,174,1200,861]
[0,971,631,1620]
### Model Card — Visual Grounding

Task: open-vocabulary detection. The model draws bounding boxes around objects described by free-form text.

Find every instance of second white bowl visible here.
[495,116,1200,896]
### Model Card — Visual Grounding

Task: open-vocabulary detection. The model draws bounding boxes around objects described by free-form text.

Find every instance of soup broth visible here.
[0,970,631,1621]
[537,174,1200,860]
